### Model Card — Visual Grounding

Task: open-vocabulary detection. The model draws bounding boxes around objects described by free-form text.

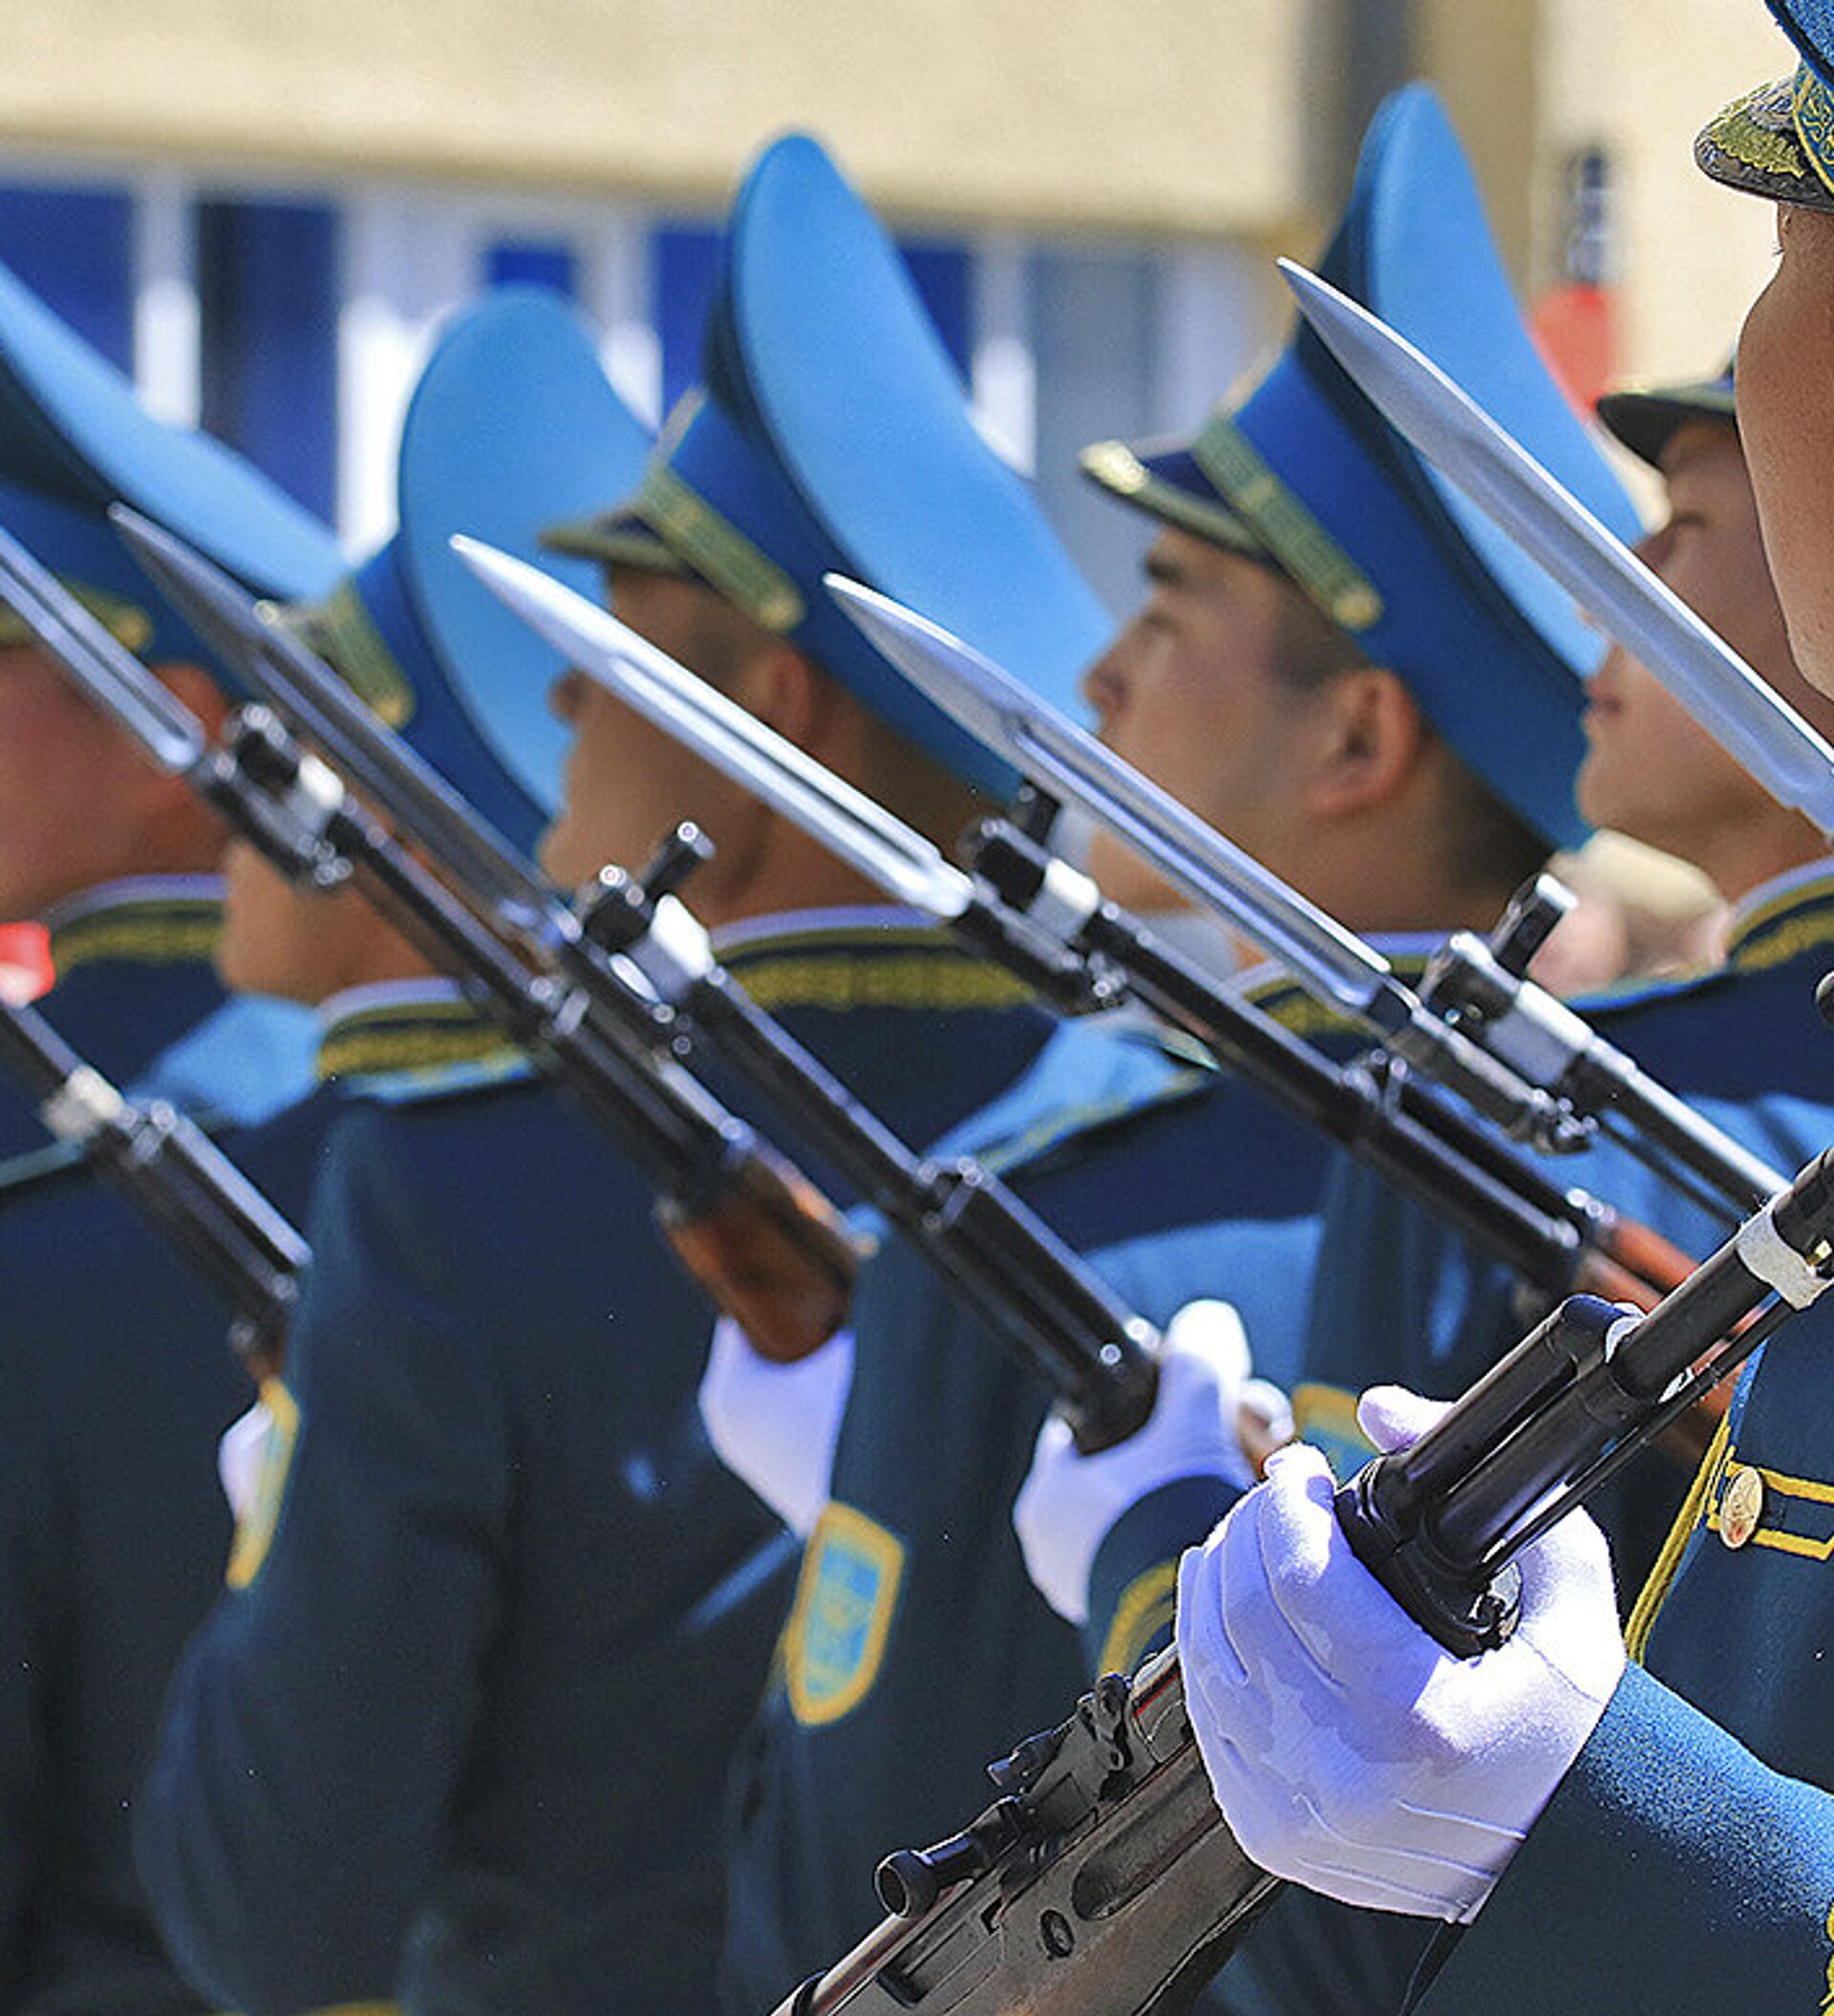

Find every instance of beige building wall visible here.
[0,0,1326,237]
[0,0,1798,403]
[1537,0,1793,381]
[1418,0,1792,387]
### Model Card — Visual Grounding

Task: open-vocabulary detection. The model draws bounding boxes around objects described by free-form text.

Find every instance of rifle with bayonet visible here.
[1275,258,1834,838]
[450,536,1717,1339]
[764,1144,1834,2016]
[823,573,1787,1228]
[0,998,306,1379]
[0,516,859,1367]
[99,508,1181,1453]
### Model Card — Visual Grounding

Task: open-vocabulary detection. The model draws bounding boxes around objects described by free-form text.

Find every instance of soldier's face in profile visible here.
[0,641,163,918]
[1078,528,1321,910]
[1735,201,1834,698]
[539,568,772,906]
[1579,419,1812,867]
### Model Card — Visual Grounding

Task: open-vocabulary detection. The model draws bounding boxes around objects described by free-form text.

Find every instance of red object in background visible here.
[1530,281,1618,418]
[0,922,52,1003]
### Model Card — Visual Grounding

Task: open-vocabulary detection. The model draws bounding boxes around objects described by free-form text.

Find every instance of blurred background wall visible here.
[0,0,1793,609]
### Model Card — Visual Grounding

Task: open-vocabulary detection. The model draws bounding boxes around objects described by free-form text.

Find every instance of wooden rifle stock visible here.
[662,1150,863,1363]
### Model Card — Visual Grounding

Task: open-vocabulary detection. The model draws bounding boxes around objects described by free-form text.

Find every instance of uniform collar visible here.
[711,905,1038,1015]
[1230,931,1439,1040]
[1724,857,1834,973]
[314,977,516,1083]
[41,874,225,976]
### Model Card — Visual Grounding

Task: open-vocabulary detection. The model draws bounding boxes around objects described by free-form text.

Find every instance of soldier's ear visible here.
[146,660,231,741]
[734,639,830,751]
[1302,665,1425,819]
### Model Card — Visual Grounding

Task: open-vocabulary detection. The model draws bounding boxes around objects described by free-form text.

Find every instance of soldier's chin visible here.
[1084,826,1191,917]
[1782,607,1834,706]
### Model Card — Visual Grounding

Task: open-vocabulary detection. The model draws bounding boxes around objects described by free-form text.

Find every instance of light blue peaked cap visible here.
[0,253,338,665]
[1084,85,1643,851]
[547,134,1110,798]
[1774,0,1834,86]
[297,288,652,855]
[1695,3,1834,214]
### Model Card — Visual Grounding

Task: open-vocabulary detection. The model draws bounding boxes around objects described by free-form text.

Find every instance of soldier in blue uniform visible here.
[1031,353,1834,2016]
[0,253,336,1150]
[712,87,1648,2016]
[0,255,345,2016]
[1169,8,1834,2008]
[1134,357,1834,2016]
[0,290,641,2016]
[137,140,1120,2016]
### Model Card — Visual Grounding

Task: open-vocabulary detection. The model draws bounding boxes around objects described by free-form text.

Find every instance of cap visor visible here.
[1595,381,1738,467]
[1696,75,1834,213]
[538,509,690,577]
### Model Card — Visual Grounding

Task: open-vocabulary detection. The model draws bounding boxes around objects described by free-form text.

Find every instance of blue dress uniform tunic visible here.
[0,988,435,2016]
[137,921,1060,2016]
[1395,946,1834,2009]
[1400,13,1834,2007]
[1079,868,1834,2016]
[0,879,315,1160]
[716,968,1412,2014]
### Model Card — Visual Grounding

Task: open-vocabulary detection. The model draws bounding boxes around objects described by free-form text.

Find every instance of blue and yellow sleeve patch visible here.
[781,1502,906,1727]
[224,1377,301,1591]
[1097,1560,1179,1680]
[1291,1382,1376,1481]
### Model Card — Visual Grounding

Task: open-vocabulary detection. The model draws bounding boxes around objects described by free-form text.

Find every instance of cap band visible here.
[1189,411,1385,632]
[1794,59,1834,197]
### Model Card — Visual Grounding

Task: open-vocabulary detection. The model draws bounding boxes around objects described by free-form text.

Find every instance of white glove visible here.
[1015,1299,1290,1626]
[218,1398,275,1523]
[697,1317,855,1538]
[1176,1383,1625,1923]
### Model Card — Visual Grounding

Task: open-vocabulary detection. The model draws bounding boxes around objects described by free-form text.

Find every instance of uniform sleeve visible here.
[1082,1475,1244,1676]
[1406,1663,1834,2014]
[136,1105,514,2015]
[0,1349,56,2001]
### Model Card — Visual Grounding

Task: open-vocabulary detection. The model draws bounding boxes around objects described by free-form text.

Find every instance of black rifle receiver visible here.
[111,510,1161,1448]
[772,1148,1834,2016]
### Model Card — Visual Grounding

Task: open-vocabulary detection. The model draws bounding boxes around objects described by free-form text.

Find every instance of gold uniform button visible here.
[1720,1465,1765,1550]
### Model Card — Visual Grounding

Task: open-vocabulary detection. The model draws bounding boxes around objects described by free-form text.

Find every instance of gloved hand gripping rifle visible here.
[770,1147,1834,2016]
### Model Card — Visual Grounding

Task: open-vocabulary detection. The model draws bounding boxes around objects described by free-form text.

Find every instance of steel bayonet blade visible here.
[0,522,206,773]
[452,536,973,921]
[1279,258,1834,836]
[110,505,560,938]
[824,572,1392,1013]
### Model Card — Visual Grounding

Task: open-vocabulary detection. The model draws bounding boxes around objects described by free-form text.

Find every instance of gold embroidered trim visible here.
[1190,412,1384,632]
[49,901,222,975]
[1079,440,1263,557]
[732,951,1034,1016]
[1725,874,1834,974]
[316,1006,514,1083]
[1796,62,1834,197]
[1702,80,1813,180]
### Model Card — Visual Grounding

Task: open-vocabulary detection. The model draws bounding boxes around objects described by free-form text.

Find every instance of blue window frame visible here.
[485,239,578,298]
[197,198,340,523]
[0,185,134,371]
